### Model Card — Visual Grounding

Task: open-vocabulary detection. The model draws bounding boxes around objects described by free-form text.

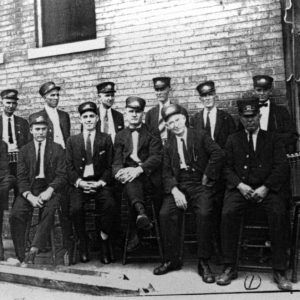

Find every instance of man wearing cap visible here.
[0,89,30,177]
[145,77,189,144]
[217,97,292,290]
[191,80,236,259]
[251,75,298,153]
[95,81,124,143]
[153,104,224,283]
[10,114,67,264]
[113,97,162,233]
[0,140,16,260]
[30,81,72,263]
[66,101,116,264]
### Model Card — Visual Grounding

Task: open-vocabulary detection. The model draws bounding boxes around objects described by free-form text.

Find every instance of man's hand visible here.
[27,194,44,208]
[78,180,96,194]
[88,180,107,189]
[39,187,54,202]
[252,185,269,203]
[126,167,143,182]
[171,187,187,210]
[237,182,254,200]
[115,169,128,183]
[202,174,213,187]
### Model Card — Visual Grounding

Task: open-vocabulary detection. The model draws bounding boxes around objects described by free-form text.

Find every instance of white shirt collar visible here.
[159,100,171,109]
[2,112,14,120]
[44,104,58,113]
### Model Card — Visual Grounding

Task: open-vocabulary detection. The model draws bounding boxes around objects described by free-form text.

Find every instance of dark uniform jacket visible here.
[0,115,31,148]
[66,132,113,185]
[97,107,124,133]
[17,140,67,195]
[0,140,9,180]
[163,128,224,194]
[224,130,289,193]
[145,103,189,136]
[112,124,163,188]
[190,109,236,149]
[30,109,70,143]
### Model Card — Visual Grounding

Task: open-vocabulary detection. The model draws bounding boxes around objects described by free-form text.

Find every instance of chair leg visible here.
[179,213,185,263]
[235,216,244,270]
[122,219,131,265]
[151,201,163,261]
[292,206,300,283]
[50,228,56,265]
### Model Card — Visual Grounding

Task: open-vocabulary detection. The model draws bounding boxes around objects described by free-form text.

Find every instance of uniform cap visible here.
[96,82,116,94]
[196,81,215,96]
[29,114,48,126]
[39,81,61,97]
[1,89,19,100]
[253,75,273,90]
[152,77,171,91]
[161,104,182,121]
[78,101,98,115]
[125,96,146,111]
[237,97,260,116]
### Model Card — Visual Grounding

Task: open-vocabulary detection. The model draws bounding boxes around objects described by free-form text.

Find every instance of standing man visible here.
[145,77,189,144]
[0,89,30,177]
[96,81,124,143]
[191,81,236,148]
[113,97,162,232]
[10,115,67,264]
[30,81,70,147]
[66,102,116,264]
[0,140,16,260]
[252,75,298,153]
[153,104,224,284]
[191,80,236,258]
[217,97,292,291]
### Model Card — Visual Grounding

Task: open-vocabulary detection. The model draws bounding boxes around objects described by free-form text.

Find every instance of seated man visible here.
[113,97,162,233]
[66,102,116,264]
[153,104,224,284]
[217,97,292,291]
[10,115,66,264]
[0,140,16,260]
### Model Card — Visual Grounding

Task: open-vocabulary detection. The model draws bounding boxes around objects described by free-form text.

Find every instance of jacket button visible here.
[244,165,248,169]
[82,158,85,161]
[246,154,249,158]
[80,167,83,170]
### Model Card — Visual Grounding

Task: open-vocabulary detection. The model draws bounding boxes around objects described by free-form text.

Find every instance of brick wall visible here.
[0,0,286,133]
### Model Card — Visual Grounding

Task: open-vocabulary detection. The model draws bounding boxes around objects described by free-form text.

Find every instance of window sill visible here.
[28,38,106,60]
[0,53,4,64]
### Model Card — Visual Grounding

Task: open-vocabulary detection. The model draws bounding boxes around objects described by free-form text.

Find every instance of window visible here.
[36,0,96,47]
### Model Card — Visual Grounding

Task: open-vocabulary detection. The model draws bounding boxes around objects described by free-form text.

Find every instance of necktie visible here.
[181,138,190,166]
[103,110,109,134]
[248,132,255,156]
[35,142,42,176]
[205,111,211,138]
[130,130,141,163]
[158,108,167,139]
[86,133,93,164]
[8,117,13,144]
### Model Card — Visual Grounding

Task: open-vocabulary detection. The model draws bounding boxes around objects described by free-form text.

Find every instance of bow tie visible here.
[129,127,141,133]
[259,102,268,107]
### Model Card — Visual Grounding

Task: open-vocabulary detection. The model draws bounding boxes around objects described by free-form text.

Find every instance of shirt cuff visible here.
[75,178,82,188]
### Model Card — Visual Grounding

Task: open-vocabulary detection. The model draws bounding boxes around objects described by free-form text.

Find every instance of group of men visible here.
[0,74,297,291]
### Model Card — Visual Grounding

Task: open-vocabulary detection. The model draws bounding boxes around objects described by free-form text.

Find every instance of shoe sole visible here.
[216,273,238,286]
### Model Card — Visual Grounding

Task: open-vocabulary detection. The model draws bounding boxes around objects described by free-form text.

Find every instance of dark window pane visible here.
[41,0,96,47]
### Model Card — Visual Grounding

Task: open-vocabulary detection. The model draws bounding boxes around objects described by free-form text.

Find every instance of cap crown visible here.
[39,81,60,97]
[196,81,215,96]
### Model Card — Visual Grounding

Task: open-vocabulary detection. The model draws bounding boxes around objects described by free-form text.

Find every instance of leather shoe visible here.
[273,270,292,291]
[100,238,111,264]
[0,238,4,261]
[136,214,152,230]
[79,252,90,263]
[153,261,182,275]
[198,259,215,283]
[216,265,238,286]
[127,232,141,252]
[24,251,37,264]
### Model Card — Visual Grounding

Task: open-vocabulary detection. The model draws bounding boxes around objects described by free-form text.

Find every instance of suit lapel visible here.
[0,116,3,140]
[186,128,193,162]
[239,131,249,154]
[28,142,37,176]
[138,125,147,151]
[268,102,276,131]
[170,134,180,169]
[214,109,222,140]
[93,132,101,158]
[199,110,205,129]
[44,140,52,170]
